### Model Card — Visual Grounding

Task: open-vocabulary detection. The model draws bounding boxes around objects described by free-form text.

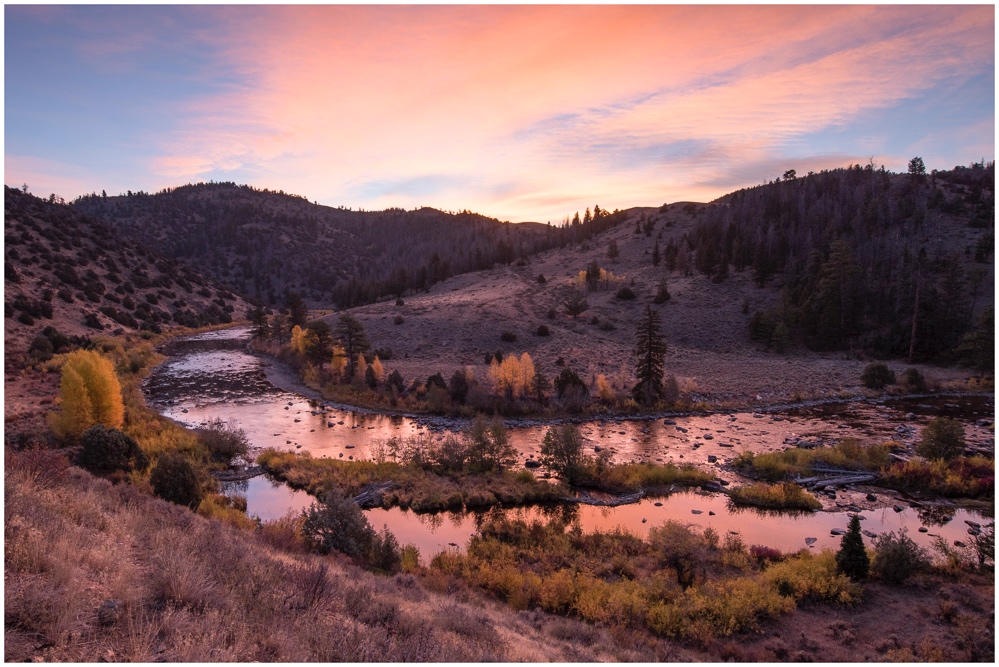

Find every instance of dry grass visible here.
[4,445,678,662]
[727,482,823,511]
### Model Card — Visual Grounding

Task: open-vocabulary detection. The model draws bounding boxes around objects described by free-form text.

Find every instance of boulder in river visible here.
[830,528,846,536]
[524,460,541,469]
[691,509,703,515]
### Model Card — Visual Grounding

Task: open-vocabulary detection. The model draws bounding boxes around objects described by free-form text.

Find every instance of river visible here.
[145,326,993,558]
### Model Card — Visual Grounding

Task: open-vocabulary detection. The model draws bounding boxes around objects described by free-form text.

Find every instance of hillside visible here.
[73,183,628,308]
[4,187,252,362]
[329,165,993,405]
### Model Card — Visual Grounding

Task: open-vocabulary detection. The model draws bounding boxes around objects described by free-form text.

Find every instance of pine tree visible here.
[652,239,661,266]
[632,306,667,405]
[286,292,308,327]
[335,314,370,378]
[562,288,589,319]
[835,514,870,581]
[608,239,620,261]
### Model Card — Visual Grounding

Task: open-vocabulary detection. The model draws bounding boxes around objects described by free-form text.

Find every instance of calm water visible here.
[149,326,992,556]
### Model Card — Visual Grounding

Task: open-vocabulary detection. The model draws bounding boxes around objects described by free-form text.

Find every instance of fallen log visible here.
[810,474,878,490]
[565,490,646,507]
[354,481,397,508]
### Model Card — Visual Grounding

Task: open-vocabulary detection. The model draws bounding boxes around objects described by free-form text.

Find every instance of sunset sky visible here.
[5,5,994,223]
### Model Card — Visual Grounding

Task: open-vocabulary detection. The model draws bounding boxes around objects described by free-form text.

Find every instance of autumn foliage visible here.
[48,349,125,439]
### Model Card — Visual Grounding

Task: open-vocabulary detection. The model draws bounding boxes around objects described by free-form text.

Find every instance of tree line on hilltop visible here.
[74,183,632,310]
[661,161,994,362]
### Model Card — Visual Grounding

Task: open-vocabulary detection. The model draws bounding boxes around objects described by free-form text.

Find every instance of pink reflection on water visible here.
[364,492,987,560]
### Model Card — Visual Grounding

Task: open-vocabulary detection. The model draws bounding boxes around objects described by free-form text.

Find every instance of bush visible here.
[861,363,895,389]
[900,368,927,393]
[871,529,929,585]
[196,417,250,465]
[916,417,965,461]
[536,274,547,284]
[553,367,587,399]
[539,424,584,485]
[653,279,671,304]
[536,324,550,336]
[500,331,517,342]
[150,453,203,509]
[835,515,869,581]
[401,544,422,572]
[370,525,402,574]
[448,370,469,404]
[615,286,636,300]
[393,315,404,325]
[301,489,374,559]
[386,369,405,393]
[28,334,54,362]
[78,425,149,475]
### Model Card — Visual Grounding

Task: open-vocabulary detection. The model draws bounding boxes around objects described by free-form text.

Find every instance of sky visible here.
[4,4,994,223]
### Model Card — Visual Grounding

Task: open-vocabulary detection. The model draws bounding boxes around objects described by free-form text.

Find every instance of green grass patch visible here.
[728,482,822,511]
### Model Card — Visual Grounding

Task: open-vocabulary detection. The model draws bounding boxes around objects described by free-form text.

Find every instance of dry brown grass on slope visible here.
[4,447,687,662]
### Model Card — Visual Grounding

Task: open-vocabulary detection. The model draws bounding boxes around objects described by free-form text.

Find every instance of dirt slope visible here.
[336,205,974,406]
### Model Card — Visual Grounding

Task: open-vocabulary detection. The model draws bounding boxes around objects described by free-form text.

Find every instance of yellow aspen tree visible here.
[371,355,384,383]
[290,325,308,355]
[356,353,368,381]
[48,365,94,439]
[47,349,123,439]
[500,356,519,397]
[488,358,503,394]
[517,352,535,398]
[331,345,347,381]
[596,374,615,403]
[73,351,124,428]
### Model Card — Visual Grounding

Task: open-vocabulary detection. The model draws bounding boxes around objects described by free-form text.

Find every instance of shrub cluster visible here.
[861,363,895,389]
[196,417,250,465]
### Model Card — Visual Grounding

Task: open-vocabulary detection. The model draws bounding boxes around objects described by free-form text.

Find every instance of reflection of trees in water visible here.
[916,504,957,526]
[416,512,444,531]
[219,480,249,496]
[724,499,812,519]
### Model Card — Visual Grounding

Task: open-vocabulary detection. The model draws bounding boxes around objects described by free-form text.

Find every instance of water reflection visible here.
[361,491,986,560]
[151,326,992,560]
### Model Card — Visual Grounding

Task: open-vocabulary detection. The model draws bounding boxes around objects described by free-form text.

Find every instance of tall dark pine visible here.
[633,305,667,405]
[835,514,869,581]
[286,292,308,327]
[334,314,370,379]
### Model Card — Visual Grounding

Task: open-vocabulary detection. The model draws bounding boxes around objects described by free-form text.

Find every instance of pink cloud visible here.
[147,5,993,221]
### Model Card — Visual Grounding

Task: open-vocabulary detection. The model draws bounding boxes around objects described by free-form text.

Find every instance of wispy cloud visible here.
[5,5,993,221]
